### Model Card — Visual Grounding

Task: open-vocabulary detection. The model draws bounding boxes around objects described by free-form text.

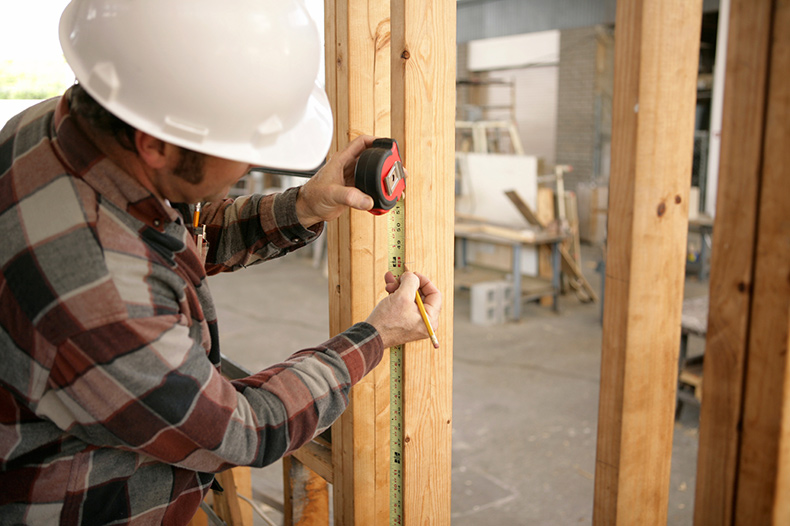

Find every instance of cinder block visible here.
[470,281,513,326]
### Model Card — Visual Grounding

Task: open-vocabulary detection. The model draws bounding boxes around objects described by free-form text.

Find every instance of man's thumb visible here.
[347,188,374,211]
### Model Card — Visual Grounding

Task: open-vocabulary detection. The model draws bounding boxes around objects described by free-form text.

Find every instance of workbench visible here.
[454,226,565,319]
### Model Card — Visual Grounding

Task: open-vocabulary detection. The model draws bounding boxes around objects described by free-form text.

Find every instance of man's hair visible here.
[69,83,206,184]
[70,83,137,152]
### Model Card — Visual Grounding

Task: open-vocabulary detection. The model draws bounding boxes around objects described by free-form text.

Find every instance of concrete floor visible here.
[208,239,707,525]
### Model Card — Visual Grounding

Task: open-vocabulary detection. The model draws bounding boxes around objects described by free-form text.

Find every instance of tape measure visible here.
[354,139,406,215]
[387,198,406,525]
[353,138,407,523]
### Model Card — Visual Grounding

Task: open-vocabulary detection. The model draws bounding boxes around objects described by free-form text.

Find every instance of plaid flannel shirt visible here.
[0,93,384,525]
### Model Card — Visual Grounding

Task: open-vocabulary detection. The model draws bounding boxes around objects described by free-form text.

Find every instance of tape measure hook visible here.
[385,161,406,195]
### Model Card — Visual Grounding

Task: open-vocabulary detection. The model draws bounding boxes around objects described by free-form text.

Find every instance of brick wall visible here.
[556,26,614,191]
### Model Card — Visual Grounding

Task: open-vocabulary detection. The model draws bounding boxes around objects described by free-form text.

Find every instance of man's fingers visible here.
[336,135,376,166]
[383,271,441,330]
[383,271,419,296]
[397,272,421,296]
[384,271,399,294]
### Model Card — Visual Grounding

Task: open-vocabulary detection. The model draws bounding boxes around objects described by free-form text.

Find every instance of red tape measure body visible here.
[354,138,406,215]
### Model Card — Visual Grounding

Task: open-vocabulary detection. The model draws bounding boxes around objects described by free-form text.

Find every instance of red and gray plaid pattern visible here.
[0,93,384,525]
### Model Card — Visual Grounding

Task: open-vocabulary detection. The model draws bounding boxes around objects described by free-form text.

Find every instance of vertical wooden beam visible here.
[734,5,790,521]
[694,1,790,523]
[692,0,774,523]
[318,1,454,523]
[593,0,702,524]
[283,457,330,525]
[324,1,392,525]
[213,468,253,526]
[390,0,455,524]
[735,0,790,508]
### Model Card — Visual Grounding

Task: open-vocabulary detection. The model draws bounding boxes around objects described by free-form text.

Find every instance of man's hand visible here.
[295,135,376,227]
[366,272,442,350]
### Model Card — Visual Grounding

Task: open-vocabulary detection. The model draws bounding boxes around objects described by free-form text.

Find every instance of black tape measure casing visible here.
[354,138,406,215]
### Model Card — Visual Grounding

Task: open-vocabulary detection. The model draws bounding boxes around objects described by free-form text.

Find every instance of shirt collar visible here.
[51,88,176,232]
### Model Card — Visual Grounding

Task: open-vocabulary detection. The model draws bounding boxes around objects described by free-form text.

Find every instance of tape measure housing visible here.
[355,138,406,215]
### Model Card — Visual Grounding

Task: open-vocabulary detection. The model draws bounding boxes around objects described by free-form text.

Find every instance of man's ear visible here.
[135,131,176,169]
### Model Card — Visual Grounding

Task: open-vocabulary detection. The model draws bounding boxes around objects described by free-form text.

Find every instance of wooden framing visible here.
[390,1,455,522]
[283,456,329,525]
[695,0,790,523]
[324,1,393,524]
[593,0,702,523]
[187,468,253,526]
[285,1,455,524]
[285,0,790,523]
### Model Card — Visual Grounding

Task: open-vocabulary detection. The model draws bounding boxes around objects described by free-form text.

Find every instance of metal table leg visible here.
[512,243,522,320]
[551,242,561,312]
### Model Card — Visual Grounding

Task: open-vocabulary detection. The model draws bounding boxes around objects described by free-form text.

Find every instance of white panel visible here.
[467,30,560,71]
[456,153,539,274]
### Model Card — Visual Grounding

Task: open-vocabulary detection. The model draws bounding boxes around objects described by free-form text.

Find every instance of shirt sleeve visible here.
[39,315,383,473]
[200,187,323,274]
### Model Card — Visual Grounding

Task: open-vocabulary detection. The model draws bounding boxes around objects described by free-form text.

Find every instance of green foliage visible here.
[0,59,73,99]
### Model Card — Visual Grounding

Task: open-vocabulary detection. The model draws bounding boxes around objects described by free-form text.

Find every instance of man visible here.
[0,1,441,524]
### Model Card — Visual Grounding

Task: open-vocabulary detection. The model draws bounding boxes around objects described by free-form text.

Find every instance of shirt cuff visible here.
[273,187,324,244]
[330,322,385,385]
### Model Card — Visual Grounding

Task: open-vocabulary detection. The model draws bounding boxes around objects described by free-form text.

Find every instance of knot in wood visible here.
[401,50,410,60]
[675,195,682,204]
[657,202,667,217]
[375,22,391,53]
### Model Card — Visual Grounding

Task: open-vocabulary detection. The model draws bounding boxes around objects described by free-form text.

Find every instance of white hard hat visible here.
[59,0,333,171]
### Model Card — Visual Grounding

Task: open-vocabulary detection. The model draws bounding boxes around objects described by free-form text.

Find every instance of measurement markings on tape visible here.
[351,137,407,525]
[388,198,405,525]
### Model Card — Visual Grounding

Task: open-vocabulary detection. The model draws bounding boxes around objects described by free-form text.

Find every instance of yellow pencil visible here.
[193,202,202,229]
[415,291,439,349]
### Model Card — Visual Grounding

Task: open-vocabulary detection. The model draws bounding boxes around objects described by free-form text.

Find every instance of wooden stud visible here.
[283,457,330,526]
[745,7,790,522]
[592,0,702,524]
[692,0,774,522]
[212,468,253,526]
[697,1,790,523]
[390,0,455,523]
[291,437,334,485]
[735,19,790,509]
[291,1,454,523]
[324,0,392,524]
[187,505,208,526]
